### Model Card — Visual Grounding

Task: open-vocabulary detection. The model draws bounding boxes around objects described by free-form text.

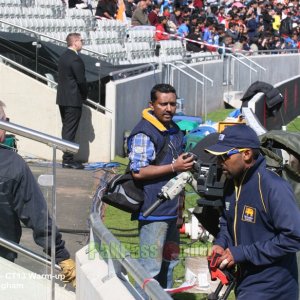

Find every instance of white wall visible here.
[0,63,111,162]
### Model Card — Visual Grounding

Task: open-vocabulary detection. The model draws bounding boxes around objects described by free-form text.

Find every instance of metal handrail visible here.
[0,54,53,83]
[235,53,267,71]
[0,120,78,153]
[90,213,173,300]
[109,63,159,80]
[0,237,61,271]
[176,61,214,86]
[256,49,300,55]
[164,62,204,85]
[226,53,257,73]
[0,54,112,114]
[0,19,108,58]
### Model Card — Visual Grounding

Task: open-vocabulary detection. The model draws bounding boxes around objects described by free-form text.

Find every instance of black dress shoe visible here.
[62,161,84,169]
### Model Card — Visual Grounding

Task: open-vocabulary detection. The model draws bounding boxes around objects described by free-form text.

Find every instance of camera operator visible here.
[127,84,194,297]
[205,124,300,300]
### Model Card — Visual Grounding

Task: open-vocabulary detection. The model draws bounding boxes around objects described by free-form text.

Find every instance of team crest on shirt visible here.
[242,206,256,223]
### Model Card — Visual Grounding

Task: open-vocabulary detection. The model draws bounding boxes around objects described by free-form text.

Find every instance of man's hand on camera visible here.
[172,153,195,172]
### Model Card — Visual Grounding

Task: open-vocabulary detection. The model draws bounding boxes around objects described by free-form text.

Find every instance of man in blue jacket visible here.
[127,84,194,294]
[205,124,300,300]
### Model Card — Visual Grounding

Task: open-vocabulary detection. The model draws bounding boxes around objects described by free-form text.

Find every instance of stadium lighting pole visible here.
[95,61,101,104]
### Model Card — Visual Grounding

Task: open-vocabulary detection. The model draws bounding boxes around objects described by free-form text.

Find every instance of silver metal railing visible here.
[0,120,78,300]
[109,63,159,80]
[90,212,173,300]
[0,119,78,153]
[235,52,267,72]
[164,62,210,121]
[226,53,257,73]
[175,61,213,122]
[225,53,258,94]
[0,237,61,271]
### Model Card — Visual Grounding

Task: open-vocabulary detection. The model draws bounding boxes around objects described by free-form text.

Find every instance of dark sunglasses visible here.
[219,148,248,161]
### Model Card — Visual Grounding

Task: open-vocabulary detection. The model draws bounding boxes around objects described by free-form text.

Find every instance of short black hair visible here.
[158,16,167,23]
[150,84,177,103]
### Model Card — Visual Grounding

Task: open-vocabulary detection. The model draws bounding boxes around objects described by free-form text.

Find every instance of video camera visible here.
[189,132,225,237]
[143,133,226,237]
[192,160,225,208]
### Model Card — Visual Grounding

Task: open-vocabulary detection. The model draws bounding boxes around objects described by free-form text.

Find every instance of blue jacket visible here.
[128,113,183,219]
[215,155,300,299]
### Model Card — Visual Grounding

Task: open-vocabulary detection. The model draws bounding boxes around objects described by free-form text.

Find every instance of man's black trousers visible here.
[59,106,82,162]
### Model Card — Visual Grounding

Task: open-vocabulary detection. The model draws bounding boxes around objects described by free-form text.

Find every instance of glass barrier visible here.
[0,120,79,300]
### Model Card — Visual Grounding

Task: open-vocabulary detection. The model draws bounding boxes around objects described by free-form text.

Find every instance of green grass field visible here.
[103,109,300,300]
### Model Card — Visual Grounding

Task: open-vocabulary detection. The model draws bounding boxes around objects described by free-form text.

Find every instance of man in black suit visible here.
[57,33,88,169]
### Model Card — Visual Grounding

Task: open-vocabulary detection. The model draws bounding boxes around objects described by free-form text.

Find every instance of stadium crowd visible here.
[87,0,300,53]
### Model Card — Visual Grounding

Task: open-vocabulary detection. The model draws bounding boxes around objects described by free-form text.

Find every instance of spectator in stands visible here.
[217,6,226,24]
[160,0,174,14]
[218,34,234,54]
[239,34,251,51]
[56,33,87,170]
[125,0,136,18]
[162,6,171,19]
[249,38,259,52]
[237,23,247,38]
[181,6,191,19]
[131,0,150,26]
[261,8,274,33]
[155,16,170,40]
[280,11,293,36]
[270,9,280,33]
[203,20,215,44]
[165,14,178,34]
[226,21,239,42]
[169,7,182,27]
[268,33,282,53]
[148,4,160,26]
[68,0,85,8]
[193,0,203,10]
[189,14,199,33]
[177,17,190,37]
[257,35,272,50]
[197,16,206,32]
[186,26,206,52]
[207,5,218,24]
[95,0,118,19]
[283,36,297,50]
[246,9,258,40]
[248,0,258,15]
